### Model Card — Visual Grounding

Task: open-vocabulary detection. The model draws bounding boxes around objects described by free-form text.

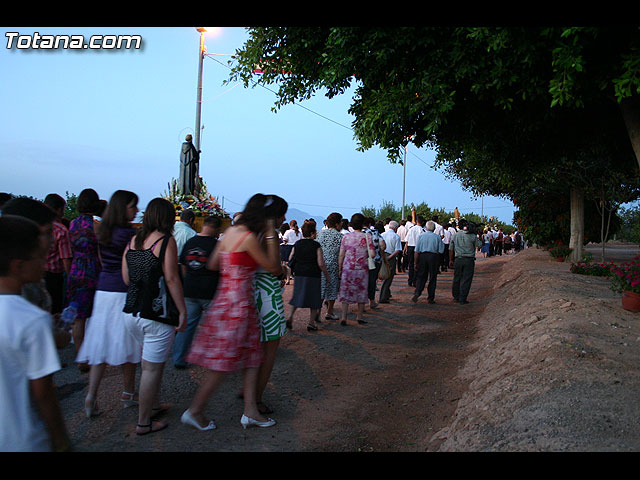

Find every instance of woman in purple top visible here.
[67,188,103,370]
[77,190,143,418]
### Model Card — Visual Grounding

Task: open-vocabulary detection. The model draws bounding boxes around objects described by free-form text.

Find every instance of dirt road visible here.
[54,244,640,452]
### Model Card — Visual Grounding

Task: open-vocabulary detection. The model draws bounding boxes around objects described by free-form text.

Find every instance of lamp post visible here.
[194,27,207,183]
[402,145,407,221]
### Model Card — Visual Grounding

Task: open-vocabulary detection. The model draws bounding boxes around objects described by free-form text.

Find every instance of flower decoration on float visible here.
[162,177,230,218]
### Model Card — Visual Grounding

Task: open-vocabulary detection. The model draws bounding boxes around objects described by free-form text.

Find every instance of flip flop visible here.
[136,421,168,436]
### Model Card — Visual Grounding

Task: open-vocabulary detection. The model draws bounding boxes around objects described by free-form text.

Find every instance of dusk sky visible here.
[1,26,517,224]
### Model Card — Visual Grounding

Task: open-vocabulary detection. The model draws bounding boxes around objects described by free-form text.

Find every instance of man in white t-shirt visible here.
[0,215,70,452]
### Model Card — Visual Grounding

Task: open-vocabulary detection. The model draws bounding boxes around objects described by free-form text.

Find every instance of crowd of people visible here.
[0,189,526,451]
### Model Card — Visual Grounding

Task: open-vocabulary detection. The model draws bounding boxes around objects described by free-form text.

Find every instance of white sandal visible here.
[121,391,138,408]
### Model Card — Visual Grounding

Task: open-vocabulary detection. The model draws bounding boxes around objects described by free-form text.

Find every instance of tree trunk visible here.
[620,96,640,171]
[569,187,584,263]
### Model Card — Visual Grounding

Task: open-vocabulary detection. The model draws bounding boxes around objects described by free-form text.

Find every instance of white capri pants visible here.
[124,314,175,364]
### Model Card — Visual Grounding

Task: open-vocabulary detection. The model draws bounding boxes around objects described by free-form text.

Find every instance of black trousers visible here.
[406,246,416,286]
[399,242,407,272]
[44,271,66,314]
[414,252,440,300]
[452,256,475,302]
[441,244,450,271]
[368,261,381,301]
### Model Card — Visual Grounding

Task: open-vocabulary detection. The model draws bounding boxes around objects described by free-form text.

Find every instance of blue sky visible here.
[0,26,517,225]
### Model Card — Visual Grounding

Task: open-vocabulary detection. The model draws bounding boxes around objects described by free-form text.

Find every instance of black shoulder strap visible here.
[158,235,171,272]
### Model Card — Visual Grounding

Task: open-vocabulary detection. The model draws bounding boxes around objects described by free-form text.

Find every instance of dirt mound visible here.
[435,248,640,451]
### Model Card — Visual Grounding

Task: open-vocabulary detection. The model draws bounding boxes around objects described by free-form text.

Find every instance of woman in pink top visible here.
[337,213,376,326]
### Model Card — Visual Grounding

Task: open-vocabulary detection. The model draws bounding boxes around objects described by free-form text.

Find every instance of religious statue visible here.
[179,134,200,195]
[454,207,460,221]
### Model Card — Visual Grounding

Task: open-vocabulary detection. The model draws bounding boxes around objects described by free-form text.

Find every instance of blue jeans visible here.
[172,297,210,367]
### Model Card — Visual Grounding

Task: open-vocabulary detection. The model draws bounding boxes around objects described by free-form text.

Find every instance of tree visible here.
[229,27,640,261]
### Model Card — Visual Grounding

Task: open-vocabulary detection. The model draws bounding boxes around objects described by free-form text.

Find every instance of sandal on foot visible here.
[84,396,102,419]
[136,421,168,436]
[121,391,138,408]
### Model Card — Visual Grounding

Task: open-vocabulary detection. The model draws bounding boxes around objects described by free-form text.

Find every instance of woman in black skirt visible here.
[286,220,330,332]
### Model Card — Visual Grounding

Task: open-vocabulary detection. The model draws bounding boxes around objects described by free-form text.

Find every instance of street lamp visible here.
[194,27,207,182]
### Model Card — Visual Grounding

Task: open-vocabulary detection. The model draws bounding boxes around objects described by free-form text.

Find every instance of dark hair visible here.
[43,193,66,213]
[203,216,221,229]
[96,200,108,217]
[134,198,175,250]
[97,190,138,246]
[417,215,426,226]
[77,188,101,215]
[0,215,42,276]
[0,192,13,209]
[289,218,299,233]
[180,209,196,222]
[279,222,290,235]
[340,218,349,231]
[2,197,56,227]
[234,193,269,234]
[326,212,342,229]
[350,213,365,231]
[264,194,288,219]
[375,220,385,234]
[301,220,316,238]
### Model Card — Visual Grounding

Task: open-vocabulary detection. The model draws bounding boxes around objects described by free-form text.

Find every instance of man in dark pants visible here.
[412,221,444,304]
[449,219,482,304]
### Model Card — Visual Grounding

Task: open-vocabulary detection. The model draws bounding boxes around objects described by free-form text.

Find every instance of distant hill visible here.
[285,207,326,227]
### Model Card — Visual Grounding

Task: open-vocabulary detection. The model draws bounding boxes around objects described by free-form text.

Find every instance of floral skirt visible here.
[337,268,368,304]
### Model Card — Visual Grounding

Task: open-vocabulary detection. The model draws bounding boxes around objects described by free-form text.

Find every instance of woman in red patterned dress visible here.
[182,194,283,430]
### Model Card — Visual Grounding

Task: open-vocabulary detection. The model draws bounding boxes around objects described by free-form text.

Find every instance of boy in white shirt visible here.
[0,215,70,452]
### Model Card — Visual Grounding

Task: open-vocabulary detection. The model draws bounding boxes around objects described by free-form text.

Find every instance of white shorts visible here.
[123,314,175,364]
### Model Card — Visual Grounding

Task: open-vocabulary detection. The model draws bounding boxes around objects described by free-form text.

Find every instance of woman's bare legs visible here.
[136,360,166,433]
[242,367,270,421]
[256,339,280,406]
[187,369,226,428]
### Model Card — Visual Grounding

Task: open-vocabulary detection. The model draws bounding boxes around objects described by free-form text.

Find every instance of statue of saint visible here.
[454,207,460,221]
[179,134,200,195]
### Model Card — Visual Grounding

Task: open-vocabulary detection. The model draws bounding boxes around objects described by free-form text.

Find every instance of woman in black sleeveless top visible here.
[287,220,330,332]
[122,198,186,436]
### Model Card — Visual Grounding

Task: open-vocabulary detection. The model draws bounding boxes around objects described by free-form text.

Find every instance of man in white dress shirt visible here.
[379,221,402,303]
[396,220,408,273]
[404,216,426,287]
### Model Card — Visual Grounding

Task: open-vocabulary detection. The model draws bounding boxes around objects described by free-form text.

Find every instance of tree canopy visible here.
[229,27,640,259]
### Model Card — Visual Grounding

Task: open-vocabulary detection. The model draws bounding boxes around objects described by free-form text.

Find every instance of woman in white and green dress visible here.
[315,212,343,320]
[253,195,288,415]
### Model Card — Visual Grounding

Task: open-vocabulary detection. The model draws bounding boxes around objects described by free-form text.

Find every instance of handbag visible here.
[378,254,390,280]
[366,233,376,270]
[151,235,180,326]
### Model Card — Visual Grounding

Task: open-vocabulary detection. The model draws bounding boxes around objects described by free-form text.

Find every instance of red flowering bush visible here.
[569,260,615,277]
[610,255,640,294]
